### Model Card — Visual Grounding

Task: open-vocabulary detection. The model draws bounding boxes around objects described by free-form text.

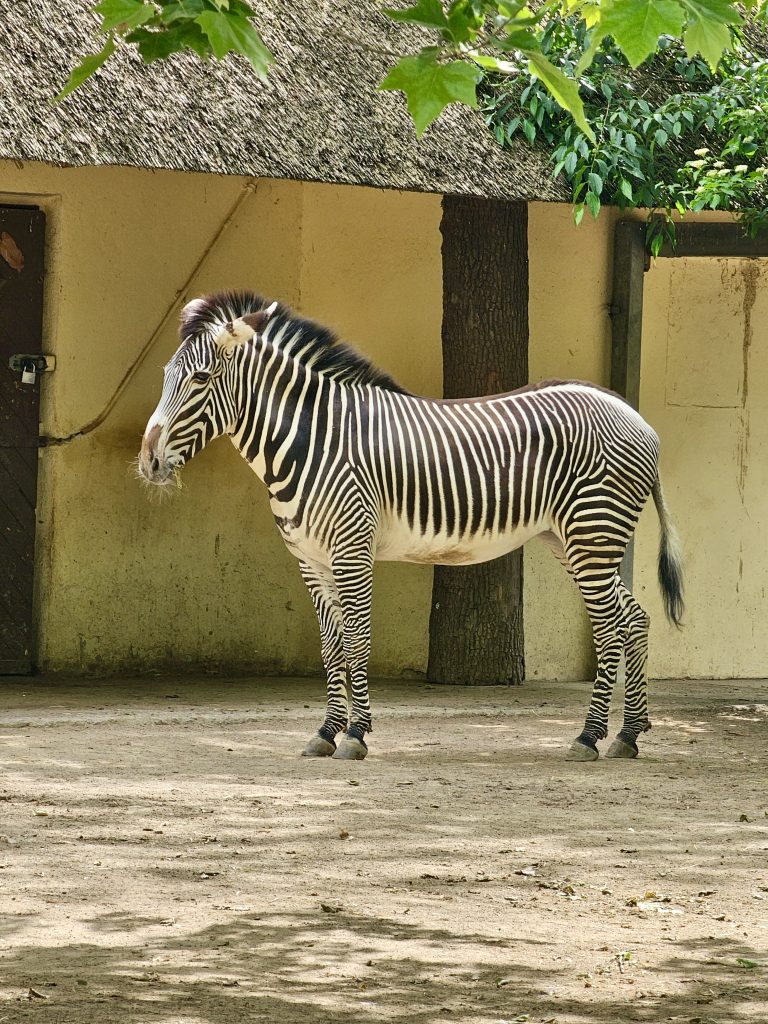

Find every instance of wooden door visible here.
[0,206,45,674]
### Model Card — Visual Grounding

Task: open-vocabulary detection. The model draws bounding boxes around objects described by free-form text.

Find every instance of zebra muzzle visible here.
[139,424,179,484]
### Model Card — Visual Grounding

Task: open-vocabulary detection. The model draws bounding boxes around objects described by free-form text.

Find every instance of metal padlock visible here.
[21,360,36,385]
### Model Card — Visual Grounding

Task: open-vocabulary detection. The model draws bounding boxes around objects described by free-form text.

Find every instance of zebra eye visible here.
[192,370,211,384]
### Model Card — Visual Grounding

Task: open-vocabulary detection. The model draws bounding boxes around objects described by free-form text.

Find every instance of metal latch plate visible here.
[8,354,56,373]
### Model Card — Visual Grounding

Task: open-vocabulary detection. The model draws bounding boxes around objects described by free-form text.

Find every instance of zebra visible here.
[138,290,683,763]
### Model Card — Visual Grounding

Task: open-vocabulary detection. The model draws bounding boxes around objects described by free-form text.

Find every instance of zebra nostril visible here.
[151,456,160,473]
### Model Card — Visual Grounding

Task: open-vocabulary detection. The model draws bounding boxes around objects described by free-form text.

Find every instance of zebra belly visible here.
[376,519,548,566]
[275,522,332,567]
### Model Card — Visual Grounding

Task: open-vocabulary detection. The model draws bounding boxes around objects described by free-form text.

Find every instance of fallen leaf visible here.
[320,903,342,914]
[338,829,350,840]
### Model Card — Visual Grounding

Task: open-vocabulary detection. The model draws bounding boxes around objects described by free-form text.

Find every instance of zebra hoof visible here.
[302,734,336,757]
[565,739,599,762]
[605,737,639,759]
[332,737,368,761]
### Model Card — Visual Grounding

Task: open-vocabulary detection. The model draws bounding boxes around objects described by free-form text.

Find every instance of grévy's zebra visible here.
[138,291,683,763]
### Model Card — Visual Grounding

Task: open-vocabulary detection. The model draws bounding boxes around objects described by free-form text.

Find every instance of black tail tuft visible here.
[652,477,684,628]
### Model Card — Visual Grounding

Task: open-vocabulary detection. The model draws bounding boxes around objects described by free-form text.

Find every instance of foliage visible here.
[57,0,271,100]
[380,0,765,135]
[58,2,768,237]
[481,25,768,245]
[63,1,767,142]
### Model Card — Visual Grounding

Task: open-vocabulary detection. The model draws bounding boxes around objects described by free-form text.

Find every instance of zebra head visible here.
[138,295,275,486]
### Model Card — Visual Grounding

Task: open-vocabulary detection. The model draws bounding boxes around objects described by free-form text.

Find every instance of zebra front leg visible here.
[299,560,349,757]
[567,569,626,762]
[331,552,375,761]
[606,581,651,759]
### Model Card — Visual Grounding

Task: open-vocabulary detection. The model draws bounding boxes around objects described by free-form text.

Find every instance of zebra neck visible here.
[231,344,327,488]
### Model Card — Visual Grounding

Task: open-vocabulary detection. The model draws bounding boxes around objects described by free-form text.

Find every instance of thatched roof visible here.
[0,2,566,202]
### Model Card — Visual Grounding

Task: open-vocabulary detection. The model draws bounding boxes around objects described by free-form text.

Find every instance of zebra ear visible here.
[215,318,257,352]
[215,303,277,352]
[240,301,278,336]
[180,297,209,324]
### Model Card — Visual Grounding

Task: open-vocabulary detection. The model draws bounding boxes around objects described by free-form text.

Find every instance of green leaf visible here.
[159,0,207,25]
[447,6,480,43]
[506,116,520,137]
[528,53,595,142]
[597,0,686,67]
[620,178,634,200]
[195,11,272,77]
[383,0,449,30]
[470,53,519,73]
[128,22,211,61]
[95,0,155,32]
[494,27,540,50]
[380,55,480,135]
[573,203,585,225]
[683,17,731,69]
[680,0,742,25]
[588,171,603,194]
[585,189,601,217]
[54,35,115,101]
[575,31,602,75]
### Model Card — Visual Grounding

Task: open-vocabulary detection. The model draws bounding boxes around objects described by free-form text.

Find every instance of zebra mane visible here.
[181,290,410,394]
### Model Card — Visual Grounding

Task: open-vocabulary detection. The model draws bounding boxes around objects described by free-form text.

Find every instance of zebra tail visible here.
[651,475,684,628]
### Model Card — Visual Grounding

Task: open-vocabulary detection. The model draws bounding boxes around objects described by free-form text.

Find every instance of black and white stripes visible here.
[139,291,684,762]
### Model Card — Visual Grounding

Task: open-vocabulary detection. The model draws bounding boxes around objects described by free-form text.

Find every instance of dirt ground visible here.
[0,675,766,1024]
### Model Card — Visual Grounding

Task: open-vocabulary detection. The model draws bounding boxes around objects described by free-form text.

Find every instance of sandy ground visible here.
[0,675,766,1024]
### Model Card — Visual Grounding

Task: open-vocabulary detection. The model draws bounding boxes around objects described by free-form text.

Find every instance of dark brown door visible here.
[0,206,45,674]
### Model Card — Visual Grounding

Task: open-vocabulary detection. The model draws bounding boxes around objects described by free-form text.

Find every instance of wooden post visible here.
[610,220,647,588]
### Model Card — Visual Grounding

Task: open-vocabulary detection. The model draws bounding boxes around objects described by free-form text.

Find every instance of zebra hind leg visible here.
[605,581,651,759]
[538,532,624,762]
[299,561,349,757]
[566,567,626,763]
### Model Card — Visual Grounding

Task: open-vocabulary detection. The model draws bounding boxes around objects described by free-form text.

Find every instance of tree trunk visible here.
[427,197,528,685]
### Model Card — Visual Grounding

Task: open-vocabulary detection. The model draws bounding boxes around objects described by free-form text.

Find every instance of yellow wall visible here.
[525,203,619,679]
[1,162,443,675]
[2,161,756,681]
[635,256,768,678]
